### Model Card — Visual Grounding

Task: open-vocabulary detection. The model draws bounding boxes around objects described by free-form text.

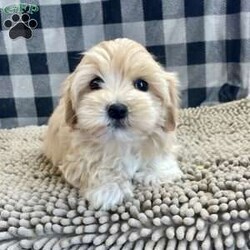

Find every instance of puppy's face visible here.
[65,39,178,142]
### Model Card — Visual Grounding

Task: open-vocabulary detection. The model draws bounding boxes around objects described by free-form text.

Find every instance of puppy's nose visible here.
[107,103,128,120]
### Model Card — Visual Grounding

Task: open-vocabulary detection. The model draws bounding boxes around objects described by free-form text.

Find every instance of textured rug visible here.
[0,99,250,250]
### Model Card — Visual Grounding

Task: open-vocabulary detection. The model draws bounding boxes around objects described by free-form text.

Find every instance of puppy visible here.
[43,38,182,210]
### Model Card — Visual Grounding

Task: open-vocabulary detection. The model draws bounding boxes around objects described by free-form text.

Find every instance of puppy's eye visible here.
[133,79,149,92]
[89,77,103,90]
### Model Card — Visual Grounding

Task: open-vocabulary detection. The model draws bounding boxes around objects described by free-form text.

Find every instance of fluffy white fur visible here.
[43,38,182,210]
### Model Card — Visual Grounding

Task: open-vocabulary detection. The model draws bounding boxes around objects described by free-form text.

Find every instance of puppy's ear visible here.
[164,72,179,132]
[63,74,77,128]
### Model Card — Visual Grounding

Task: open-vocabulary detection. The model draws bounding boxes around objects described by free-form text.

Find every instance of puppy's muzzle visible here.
[107,103,128,120]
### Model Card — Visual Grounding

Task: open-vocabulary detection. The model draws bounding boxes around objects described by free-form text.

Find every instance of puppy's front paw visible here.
[134,156,183,186]
[134,170,162,186]
[85,182,133,210]
[134,167,182,187]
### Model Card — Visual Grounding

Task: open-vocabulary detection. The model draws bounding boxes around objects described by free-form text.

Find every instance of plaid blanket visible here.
[0,0,250,128]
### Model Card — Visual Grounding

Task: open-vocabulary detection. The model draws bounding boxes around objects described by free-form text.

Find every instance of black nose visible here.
[107,103,128,120]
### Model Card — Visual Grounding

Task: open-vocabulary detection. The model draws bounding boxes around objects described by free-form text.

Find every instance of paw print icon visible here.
[4,13,38,39]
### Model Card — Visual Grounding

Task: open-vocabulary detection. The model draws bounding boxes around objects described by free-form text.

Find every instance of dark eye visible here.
[89,77,103,90]
[133,79,149,92]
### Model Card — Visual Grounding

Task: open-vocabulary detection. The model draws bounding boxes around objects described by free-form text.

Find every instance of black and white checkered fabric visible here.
[0,0,250,128]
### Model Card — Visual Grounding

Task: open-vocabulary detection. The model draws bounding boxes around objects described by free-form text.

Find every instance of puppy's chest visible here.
[120,153,142,178]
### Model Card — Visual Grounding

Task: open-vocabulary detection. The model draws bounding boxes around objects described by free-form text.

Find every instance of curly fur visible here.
[43,38,182,210]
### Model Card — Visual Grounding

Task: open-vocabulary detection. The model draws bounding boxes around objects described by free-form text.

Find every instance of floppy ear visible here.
[63,74,77,128]
[164,72,179,132]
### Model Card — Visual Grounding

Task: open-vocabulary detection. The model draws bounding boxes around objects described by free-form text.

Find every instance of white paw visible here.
[85,182,133,210]
[134,168,182,186]
[134,155,183,186]
[160,167,183,182]
[134,170,162,186]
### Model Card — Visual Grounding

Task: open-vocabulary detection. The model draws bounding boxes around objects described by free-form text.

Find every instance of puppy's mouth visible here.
[108,119,127,130]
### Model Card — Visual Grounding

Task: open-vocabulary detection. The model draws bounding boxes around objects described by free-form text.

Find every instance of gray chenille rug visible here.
[0,99,250,250]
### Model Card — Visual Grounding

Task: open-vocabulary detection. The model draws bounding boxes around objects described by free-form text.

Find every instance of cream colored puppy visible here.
[44,38,182,210]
